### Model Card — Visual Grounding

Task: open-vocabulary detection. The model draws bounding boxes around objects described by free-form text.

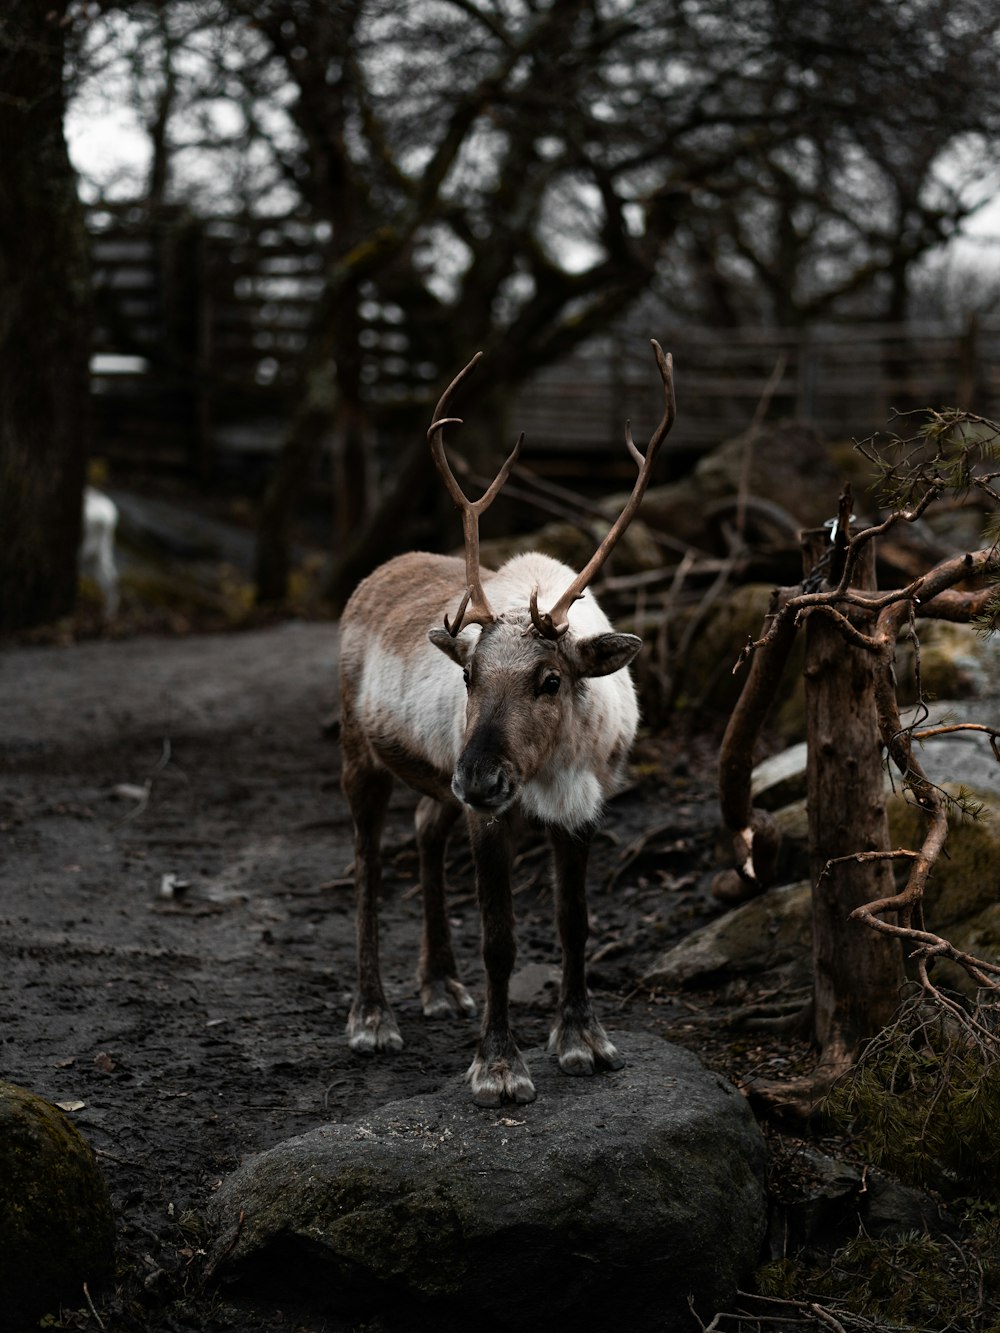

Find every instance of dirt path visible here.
[0,623,722,1331]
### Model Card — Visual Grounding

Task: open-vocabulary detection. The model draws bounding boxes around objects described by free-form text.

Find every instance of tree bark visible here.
[801,527,905,1072]
[254,400,329,604]
[0,3,90,632]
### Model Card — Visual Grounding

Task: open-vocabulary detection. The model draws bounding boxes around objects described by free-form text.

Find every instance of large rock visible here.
[479,507,662,579]
[645,883,813,989]
[641,424,845,545]
[206,1034,767,1331]
[895,620,999,704]
[0,1081,115,1331]
[671,584,806,719]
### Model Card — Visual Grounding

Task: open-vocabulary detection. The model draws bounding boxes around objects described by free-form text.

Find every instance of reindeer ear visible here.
[429,626,475,667]
[570,632,642,678]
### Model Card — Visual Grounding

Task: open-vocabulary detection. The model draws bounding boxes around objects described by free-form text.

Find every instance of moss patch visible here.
[755,1226,1000,1332]
[888,784,1000,927]
[0,1081,115,1327]
[826,1007,1000,1200]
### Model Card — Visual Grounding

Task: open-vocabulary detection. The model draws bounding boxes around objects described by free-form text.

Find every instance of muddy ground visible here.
[0,620,794,1332]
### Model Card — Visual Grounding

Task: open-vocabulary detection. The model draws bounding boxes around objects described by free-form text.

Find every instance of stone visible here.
[895,620,999,704]
[644,883,812,989]
[667,584,806,719]
[507,960,561,1005]
[751,742,808,810]
[891,783,1000,927]
[693,424,844,530]
[0,1081,115,1330]
[479,514,662,579]
[763,1146,947,1260]
[690,778,999,993]
[206,1033,767,1332]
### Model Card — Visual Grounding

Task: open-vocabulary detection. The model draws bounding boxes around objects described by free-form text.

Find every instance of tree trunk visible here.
[801,527,905,1072]
[254,288,372,606]
[325,431,435,613]
[0,3,90,633]
[254,401,329,604]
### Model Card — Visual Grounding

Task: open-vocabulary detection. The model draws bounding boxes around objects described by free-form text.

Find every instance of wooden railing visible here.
[515,319,1000,470]
[87,206,1000,486]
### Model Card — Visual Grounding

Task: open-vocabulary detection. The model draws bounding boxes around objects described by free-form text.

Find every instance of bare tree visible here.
[718,415,1000,1109]
[0,2,91,633]
[64,0,1000,605]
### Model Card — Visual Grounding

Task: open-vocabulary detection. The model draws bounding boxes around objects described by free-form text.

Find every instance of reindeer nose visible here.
[452,763,512,812]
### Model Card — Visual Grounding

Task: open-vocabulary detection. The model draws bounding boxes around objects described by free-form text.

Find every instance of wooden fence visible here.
[89,205,321,479]
[88,206,1000,488]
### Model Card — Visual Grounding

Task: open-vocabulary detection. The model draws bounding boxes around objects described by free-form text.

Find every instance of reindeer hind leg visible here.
[415,795,477,1020]
[342,715,401,1054]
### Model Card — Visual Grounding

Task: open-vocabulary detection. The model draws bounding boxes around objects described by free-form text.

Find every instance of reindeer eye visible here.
[538,672,561,696]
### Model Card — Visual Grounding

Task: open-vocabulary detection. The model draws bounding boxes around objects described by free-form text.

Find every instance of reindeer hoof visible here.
[466,1052,536,1107]
[420,976,478,1020]
[548,1022,624,1076]
[347,1001,404,1053]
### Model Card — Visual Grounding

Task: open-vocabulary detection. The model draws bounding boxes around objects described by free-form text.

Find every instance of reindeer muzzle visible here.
[452,730,518,814]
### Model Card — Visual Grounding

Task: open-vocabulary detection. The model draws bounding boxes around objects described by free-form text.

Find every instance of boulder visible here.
[0,1081,115,1331]
[645,883,813,989]
[206,1034,767,1332]
[763,1145,948,1260]
[895,620,998,704]
[751,742,809,810]
[479,514,662,578]
[642,423,845,542]
[671,584,805,719]
[892,783,1000,926]
[747,714,1000,893]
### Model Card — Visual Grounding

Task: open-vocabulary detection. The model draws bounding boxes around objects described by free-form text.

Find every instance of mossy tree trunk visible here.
[801,527,905,1073]
[0,2,91,633]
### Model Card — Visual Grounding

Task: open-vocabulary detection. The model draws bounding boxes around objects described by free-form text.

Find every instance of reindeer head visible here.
[430,610,641,813]
[425,341,675,816]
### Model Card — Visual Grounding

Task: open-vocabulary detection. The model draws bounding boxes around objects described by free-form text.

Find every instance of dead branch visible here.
[916,583,999,621]
[794,602,879,651]
[717,585,798,891]
[721,539,998,909]
[734,353,788,541]
[910,722,1000,757]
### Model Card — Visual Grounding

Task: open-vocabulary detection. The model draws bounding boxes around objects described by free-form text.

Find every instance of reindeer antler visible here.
[530,339,676,639]
[428,352,523,636]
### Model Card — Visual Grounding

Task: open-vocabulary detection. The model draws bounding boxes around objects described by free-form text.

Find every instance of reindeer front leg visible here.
[547,826,624,1076]
[466,813,535,1106]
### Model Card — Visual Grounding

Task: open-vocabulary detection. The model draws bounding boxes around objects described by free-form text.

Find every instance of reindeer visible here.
[339,340,675,1105]
[80,486,120,620]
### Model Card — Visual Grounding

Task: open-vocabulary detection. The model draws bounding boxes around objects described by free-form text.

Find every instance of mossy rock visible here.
[691,424,844,529]
[207,1034,767,1330]
[934,901,1000,994]
[644,882,813,988]
[750,766,998,929]
[895,620,998,705]
[670,583,807,722]
[888,784,1000,927]
[0,1081,114,1329]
